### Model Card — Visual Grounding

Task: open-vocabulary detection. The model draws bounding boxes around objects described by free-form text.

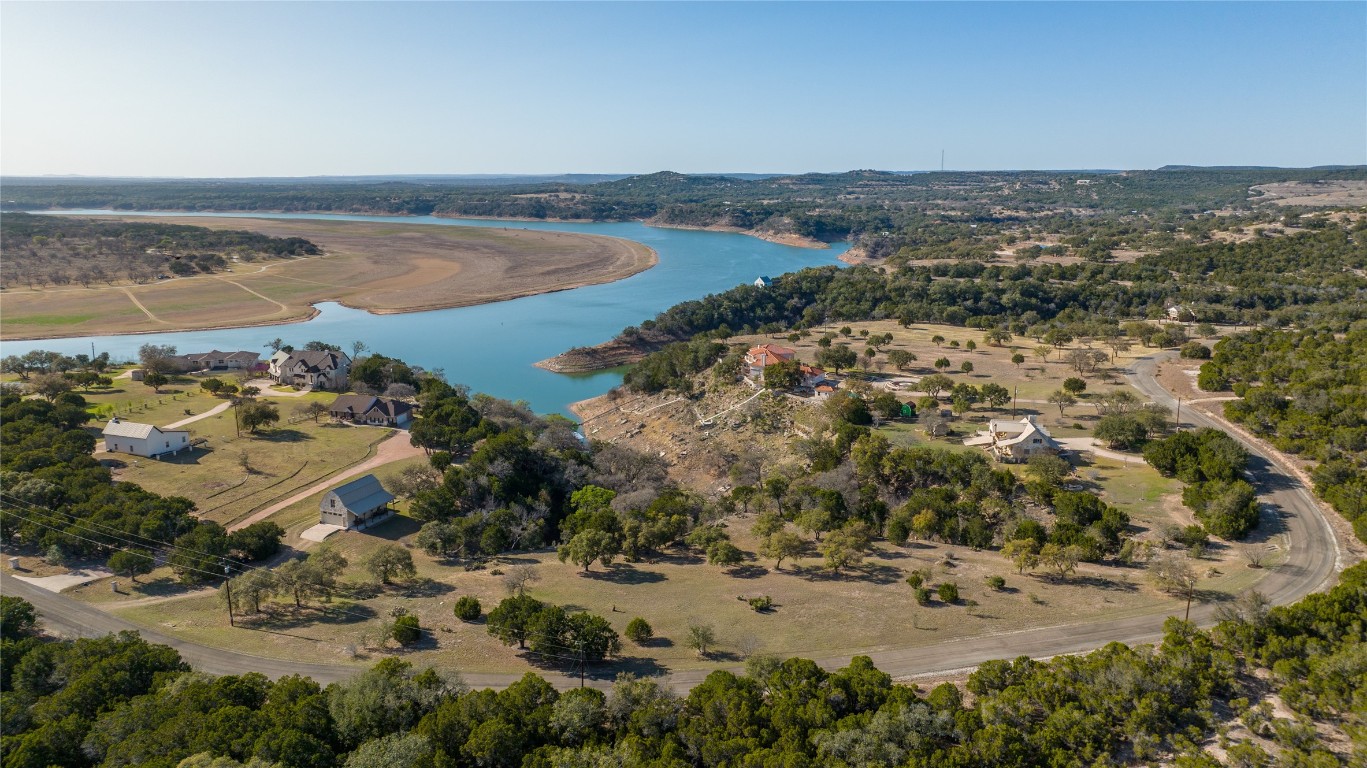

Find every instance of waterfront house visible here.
[327,394,413,427]
[268,349,351,391]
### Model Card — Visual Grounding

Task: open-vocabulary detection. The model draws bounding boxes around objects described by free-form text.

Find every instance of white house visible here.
[319,474,395,530]
[963,415,1061,463]
[268,349,351,391]
[754,276,773,288]
[101,418,191,458]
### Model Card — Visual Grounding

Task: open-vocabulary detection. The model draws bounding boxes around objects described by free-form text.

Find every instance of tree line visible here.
[3,560,1361,767]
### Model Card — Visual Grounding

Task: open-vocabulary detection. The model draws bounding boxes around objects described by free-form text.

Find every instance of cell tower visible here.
[940,150,945,172]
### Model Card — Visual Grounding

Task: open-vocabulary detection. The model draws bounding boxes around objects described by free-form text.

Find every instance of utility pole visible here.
[224,565,235,627]
[1011,386,1018,419]
[577,636,586,688]
[1175,397,1182,433]
[940,150,945,172]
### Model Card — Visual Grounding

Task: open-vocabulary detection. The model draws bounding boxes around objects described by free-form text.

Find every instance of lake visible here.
[2,212,848,416]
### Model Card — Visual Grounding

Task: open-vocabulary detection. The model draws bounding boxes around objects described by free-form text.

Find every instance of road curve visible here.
[4,351,1351,692]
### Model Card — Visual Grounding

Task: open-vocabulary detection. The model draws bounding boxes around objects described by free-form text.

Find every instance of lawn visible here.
[114,401,394,527]
[96,501,1278,677]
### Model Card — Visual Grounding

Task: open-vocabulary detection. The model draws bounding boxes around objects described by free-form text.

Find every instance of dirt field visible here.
[1251,180,1367,207]
[1,216,656,340]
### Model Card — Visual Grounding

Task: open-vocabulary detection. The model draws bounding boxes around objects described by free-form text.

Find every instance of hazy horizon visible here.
[3,2,1363,177]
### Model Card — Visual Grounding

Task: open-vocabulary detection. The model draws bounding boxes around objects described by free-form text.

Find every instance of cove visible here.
[3,211,848,417]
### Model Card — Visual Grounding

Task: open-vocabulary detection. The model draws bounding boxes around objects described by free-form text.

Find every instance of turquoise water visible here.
[3,212,847,417]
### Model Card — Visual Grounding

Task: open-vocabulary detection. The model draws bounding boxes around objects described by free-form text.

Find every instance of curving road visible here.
[4,351,1352,692]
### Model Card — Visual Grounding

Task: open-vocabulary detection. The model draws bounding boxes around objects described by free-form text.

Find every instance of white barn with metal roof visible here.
[319,474,396,530]
[101,418,190,458]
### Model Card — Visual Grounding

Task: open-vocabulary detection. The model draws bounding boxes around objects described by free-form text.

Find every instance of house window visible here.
[1032,438,1041,444]
[330,499,336,508]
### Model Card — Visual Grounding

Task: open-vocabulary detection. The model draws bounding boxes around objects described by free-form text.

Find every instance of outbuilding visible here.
[319,474,396,530]
[101,418,191,458]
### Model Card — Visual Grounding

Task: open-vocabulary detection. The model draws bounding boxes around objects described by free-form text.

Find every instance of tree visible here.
[138,343,178,374]
[227,521,284,561]
[447,596,481,623]
[1062,377,1087,395]
[239,401,280,434]
[759,530,804,569]
[933,357,951,371]
[707,540,744,568]
[919,373,953,398]
[1,596,38,640]
[107,550,154,582]
[816,345,858,373]
[821,522,873,573]
[959,361,974,374]
[294,400,329,423]
[984,329,1012,346]
[965,340,977,352]
[1048,389,1077,417]
[1001,539,1040,574]
[558,529,619,572]
[886,349,917,371]
[391,614,421,646]
[30,373,74,402]
[1027,454,1071,487]
[762,360,800,391]
[363,544,416,584]
[931,335,945,346]
[502,564,541,596]
[221,568,278,614]
[980,383,1011,411]
[937,581,960,603]
[625,617,653,644]
[487,594,547,649]
[276,545,348,607]
[1038,543,1080,580]
[686,622,716,657]
[1011,353,1025,368]
[1095,414,1148,451]
[1150,552,1199,616]
[142,371,169,394]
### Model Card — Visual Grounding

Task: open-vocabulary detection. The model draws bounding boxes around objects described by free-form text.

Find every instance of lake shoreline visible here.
[3,216,657,342]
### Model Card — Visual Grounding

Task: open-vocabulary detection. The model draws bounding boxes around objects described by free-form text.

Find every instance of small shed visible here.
[319,474,395,531]
[754,276,773,288]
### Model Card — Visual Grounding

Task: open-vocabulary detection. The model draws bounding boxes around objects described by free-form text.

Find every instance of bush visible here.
[906,570,927,589]
[391,614,421,646]
[453,596,481,622]
[625,617,653,644]
[1179,342,1212,359]
[937,582,960,603]
[914,587,932,605]
[985,575,1006,591]
[748,595,773,612]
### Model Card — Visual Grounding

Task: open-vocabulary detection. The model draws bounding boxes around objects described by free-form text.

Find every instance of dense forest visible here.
[2,559,1361,767]
[1199,327,1367,544]
[0,213,320,289]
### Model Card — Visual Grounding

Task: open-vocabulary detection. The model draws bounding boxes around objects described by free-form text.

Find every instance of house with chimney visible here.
[268,349,351,391]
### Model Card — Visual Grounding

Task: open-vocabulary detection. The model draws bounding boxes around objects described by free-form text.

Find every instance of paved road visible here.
[4,351,1350,692]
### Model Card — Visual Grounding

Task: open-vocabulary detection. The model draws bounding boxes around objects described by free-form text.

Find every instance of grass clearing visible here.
[112,402,394,527]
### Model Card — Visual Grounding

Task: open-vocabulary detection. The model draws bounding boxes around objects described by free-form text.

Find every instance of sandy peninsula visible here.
[1,216,656,340]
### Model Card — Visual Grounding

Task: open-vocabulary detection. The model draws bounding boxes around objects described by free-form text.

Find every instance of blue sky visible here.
[2,1,1363,176]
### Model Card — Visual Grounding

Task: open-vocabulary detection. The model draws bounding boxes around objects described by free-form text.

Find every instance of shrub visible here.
[906,570,927,589]
[391,614,421,646]
[914,587,932,605]
[985,575,1006,591]
[937,582,960,603]
[748,595,773,612]
[625,617,653,644]
[453,596,481,622]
